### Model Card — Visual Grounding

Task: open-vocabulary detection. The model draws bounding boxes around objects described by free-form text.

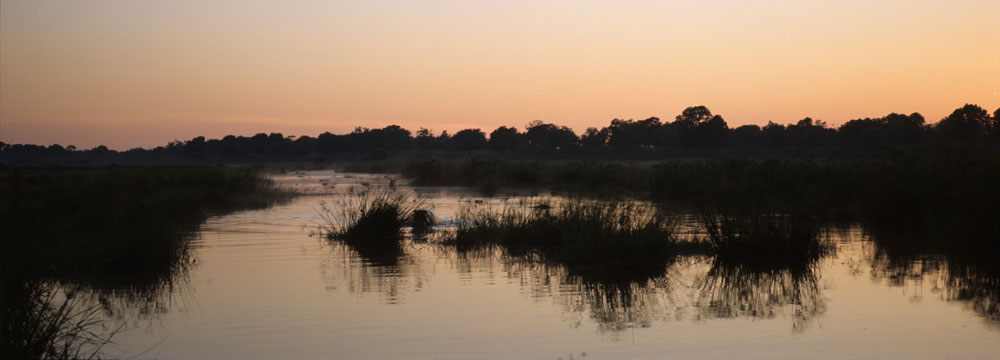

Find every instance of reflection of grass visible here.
[0,165,291,357]
[1,165,291,288]
[445,200,697,279]
[698,259,825,333]
[319,180,424,265]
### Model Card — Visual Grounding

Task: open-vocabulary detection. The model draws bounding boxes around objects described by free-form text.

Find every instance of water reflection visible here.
[865,229,1000,328]
[446,246,682,338]
[319,240,434,304]
[696,259,826,333]
[3,236,195,358]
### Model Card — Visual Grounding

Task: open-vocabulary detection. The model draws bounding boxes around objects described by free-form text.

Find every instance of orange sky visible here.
[2,0,998,149]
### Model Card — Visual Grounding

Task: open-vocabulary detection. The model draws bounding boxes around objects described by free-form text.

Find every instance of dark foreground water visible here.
[88,171,997,359]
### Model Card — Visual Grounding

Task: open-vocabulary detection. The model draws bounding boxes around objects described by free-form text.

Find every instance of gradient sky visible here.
[2,0,998,149]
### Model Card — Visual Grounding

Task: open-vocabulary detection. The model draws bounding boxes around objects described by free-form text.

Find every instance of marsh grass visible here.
[1,165,292,358]
[2,281,118,360]
[347,153,1000,241]
[318,179,425,264]
[1,165,292,287]
[445,200,698,279]
[699,209,833,271]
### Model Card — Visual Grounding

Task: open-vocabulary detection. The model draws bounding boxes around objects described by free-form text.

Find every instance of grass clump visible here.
[446,200,695,279]
[2,281,116,360]
[699,209,832,271]
[319,180,424,264]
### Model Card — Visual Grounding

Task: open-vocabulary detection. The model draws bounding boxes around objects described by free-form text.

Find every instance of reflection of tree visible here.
[696,260,826,333]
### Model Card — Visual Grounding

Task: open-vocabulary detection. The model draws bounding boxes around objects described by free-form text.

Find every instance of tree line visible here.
[2,104,998,164]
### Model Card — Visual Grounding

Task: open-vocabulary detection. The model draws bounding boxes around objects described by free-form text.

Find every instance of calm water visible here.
[93,171,998,359]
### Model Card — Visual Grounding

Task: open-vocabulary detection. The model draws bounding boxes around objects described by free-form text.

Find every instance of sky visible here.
[2,0,998,150]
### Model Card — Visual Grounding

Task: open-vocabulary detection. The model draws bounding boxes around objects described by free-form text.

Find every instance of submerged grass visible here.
[444,200,702,280]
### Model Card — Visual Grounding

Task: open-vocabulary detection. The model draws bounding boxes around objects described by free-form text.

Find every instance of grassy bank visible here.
[1,165,291,287]
[1,165,291,358]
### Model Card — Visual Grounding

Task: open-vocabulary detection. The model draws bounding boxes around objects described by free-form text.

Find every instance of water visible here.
[95,171,998,359]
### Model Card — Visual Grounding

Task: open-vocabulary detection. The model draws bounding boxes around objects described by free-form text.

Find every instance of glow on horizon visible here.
[2,0,998,149]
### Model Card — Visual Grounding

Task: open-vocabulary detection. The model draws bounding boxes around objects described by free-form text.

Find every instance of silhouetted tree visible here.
[673,106,728,148]
[489,126,523,152]
[437,130,452,150]
[674,106,714,129]
[730,125,763,148]
[762,121,787,147]
[607,117,662,152]
[449,129,488,152]
[415,128,439,151]
[785,117,835,148]
[184,136,208,158]
[989,108,1000,142]
[524,121,578,153]
[697,115,729,148]
[883,113,925,144]
[936,104,990,142]
[580,127,610,153]
[4,103,997,165]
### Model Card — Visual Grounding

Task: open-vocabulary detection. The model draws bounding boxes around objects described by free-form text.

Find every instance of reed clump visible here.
[319,180,424,264]
[699,209,832,270]
[445,200,696,279]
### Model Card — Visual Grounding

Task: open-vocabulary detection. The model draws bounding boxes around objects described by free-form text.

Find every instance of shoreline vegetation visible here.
[1,165,292,359]
[3,104,999,355]
[344,151,999,241]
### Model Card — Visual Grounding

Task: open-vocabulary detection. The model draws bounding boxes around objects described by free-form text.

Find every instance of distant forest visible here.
[3,104,999,164]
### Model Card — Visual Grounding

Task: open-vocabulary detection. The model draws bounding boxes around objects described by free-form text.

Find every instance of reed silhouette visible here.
[444,199,698,280]
[318,179,425,266]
